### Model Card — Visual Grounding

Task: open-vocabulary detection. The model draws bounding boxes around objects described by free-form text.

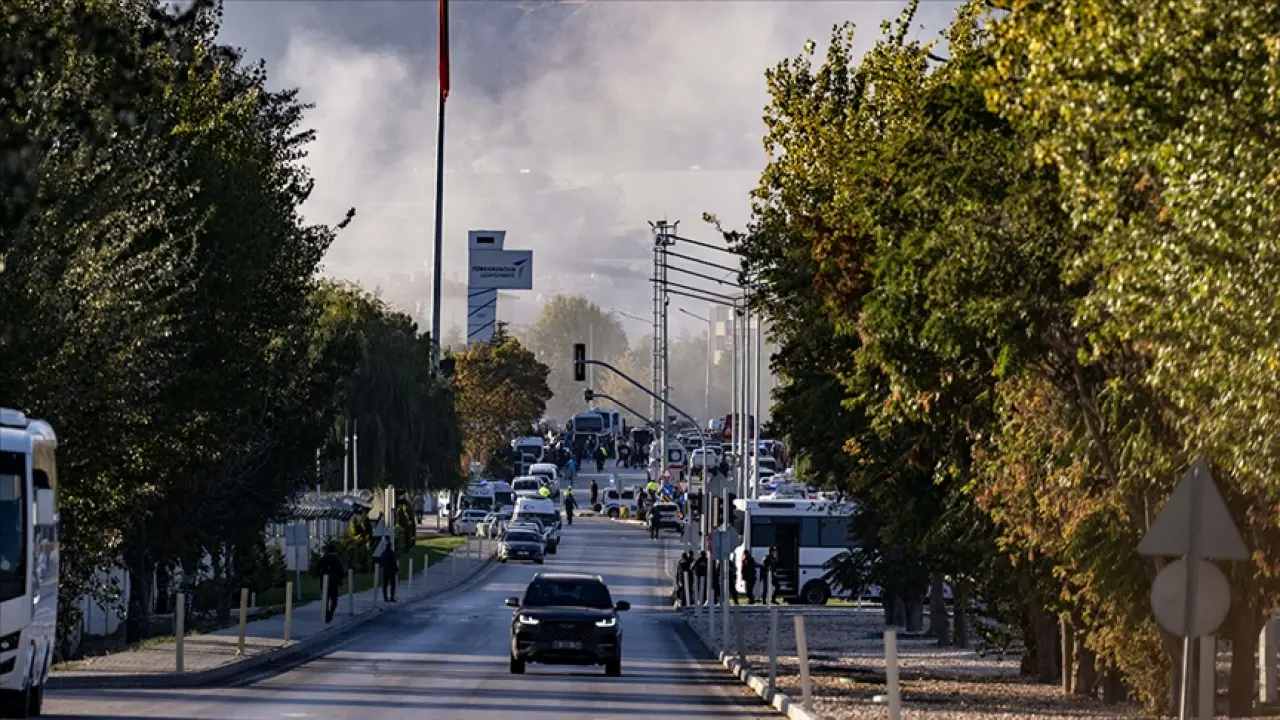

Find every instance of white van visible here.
[512,497,561,552]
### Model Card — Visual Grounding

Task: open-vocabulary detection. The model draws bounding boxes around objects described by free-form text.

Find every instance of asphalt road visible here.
[45,469,770,719]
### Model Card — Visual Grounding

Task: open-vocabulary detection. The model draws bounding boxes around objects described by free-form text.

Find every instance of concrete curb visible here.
[684,612,826,720]
[49,554,497,691]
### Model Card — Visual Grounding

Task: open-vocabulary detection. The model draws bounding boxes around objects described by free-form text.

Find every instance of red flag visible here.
[439,0,450,101]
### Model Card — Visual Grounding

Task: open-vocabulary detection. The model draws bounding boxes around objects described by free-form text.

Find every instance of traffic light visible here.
[573,343,586,382]
[583,388,595,403]
[689,491,703,515]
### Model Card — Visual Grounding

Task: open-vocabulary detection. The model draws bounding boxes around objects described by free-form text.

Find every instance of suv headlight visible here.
[518,614,540,626]
[595,617,616,628]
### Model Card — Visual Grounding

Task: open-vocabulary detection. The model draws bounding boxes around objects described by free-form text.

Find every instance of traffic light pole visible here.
[576,350,710,546]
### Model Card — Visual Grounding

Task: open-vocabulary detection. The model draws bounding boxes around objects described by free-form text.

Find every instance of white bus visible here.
[0,408,57,716]
[730,498,855,605]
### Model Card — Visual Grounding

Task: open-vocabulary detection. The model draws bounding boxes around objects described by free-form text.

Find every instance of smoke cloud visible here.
[216,0,959,336]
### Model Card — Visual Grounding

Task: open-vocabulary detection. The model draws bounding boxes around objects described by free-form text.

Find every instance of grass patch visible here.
[256,534,471,608]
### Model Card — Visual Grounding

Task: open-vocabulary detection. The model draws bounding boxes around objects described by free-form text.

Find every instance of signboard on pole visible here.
[468,249,533,290]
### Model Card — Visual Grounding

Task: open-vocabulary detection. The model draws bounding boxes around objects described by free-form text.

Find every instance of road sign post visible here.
[1137,459,1248,720]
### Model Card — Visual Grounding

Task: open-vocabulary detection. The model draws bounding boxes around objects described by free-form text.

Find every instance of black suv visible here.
[507,573,629,676]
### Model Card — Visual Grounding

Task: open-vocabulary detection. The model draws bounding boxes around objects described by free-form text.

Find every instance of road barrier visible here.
[795,615,812,713]
[768,605,779,695]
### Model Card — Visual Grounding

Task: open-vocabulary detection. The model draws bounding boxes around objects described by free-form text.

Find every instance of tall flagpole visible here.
[430,0,450,369]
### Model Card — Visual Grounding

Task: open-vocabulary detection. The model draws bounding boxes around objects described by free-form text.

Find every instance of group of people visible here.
[315,540,403,624]
[674,546,781,606]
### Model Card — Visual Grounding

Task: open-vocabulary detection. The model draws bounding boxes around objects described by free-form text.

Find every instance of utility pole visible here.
[747,316,757,497]
[342,419,350,494]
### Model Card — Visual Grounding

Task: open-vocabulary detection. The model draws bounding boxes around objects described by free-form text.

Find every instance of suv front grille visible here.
[541,622,596,642]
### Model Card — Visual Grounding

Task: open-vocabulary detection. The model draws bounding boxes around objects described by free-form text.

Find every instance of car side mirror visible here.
[615,601,630,612]
[505,597,520,608]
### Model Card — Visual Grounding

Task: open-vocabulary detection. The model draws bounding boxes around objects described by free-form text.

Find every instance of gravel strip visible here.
[698,606,1147,719]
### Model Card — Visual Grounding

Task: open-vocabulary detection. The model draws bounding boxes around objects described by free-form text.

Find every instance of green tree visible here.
[454,326,552,472]
[525,295,628,423]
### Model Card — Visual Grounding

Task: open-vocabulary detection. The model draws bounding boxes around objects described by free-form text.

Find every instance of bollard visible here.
[237,587,249,656]
[284,582,293,642]
[321,574,330,624]
[1261,616,1277,704]
[768,605,779,695]
[174,593,185,673]
[423,555,429,593]
[721,565,730,654]
[733,602,747,668]
[885,629,901,720]
[452,549,457,581]
[373,565,381,606]
[684,570,694,610]
[707,569,717,647]
[1198,635,1214,720]
[347,568,355,616]
[250,591,257,611]
[795,615,813,712]
[407,557,414,596]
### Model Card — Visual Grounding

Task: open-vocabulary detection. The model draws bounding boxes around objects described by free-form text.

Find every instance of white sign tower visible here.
[467,230,533,345]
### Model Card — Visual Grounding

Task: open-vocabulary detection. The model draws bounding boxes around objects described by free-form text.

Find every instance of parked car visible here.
[453,509,489,536]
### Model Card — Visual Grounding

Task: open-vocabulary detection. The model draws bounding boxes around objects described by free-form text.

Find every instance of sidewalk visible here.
[50,536,498,689]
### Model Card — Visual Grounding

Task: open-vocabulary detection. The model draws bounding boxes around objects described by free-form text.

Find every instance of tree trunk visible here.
[1103,665,1128,705]
[1031,603,1060,684]
[214,544,232,626]
[906,594,925,633]
[1061,619,1075,694]
[124,547,154,644]
[892,595,908,628]
[1229,593,1267,718]
[1075,638,1098,699]
[929,572,950,646]
[952,579,969,649]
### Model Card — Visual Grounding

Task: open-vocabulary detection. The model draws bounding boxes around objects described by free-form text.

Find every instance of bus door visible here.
[772,520,802,598]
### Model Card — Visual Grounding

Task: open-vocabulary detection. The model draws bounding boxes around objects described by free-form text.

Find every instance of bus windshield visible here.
[0,451,27,602]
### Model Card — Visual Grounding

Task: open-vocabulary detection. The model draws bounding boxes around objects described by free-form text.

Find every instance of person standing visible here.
[589,477,599,507]
[676,551,694,606]
[761,546,779,604]
[379,543,398,602]
[693,551,709,605]
[741,549,758,605]
[316,545,344,623]
[648,505,661,540]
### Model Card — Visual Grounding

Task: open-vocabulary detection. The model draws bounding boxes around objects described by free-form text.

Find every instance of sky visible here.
[215,0,960,338]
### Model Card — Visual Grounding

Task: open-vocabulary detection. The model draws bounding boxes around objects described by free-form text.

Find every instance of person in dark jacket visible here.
[316,547,344,623]
[761,546,779,604]
[693,551,709,605]
[676,551,694,606]
[742,549,758,605]
[379,544,398,602]
[648,506,661,540]
[589,478,599,507]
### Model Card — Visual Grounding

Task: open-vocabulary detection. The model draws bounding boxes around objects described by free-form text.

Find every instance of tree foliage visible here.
[735,0,1280,713]
[525,294,628,423]
[453,326,553,471]
[0,0,467,651]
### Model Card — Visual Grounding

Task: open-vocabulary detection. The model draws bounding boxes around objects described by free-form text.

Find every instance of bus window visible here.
[750,518,777,548]
[800,517,820,545]
[820,517,853,547]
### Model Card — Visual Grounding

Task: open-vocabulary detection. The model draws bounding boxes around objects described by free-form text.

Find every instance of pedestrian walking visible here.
[589,477,598,507]
[379,544,398,602]
[742,549,758,605]
[648,506,661,540]
[316,545,344,623]
[762,546,779,603]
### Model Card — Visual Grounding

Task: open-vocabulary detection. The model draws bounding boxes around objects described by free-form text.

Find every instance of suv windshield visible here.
[0,451,27,601]
[523,579,613,609]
